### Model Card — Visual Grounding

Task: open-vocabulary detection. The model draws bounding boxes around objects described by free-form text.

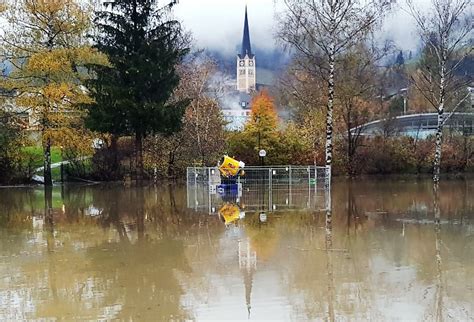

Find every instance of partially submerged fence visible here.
[187,166,328,187]
[186,166,330,214]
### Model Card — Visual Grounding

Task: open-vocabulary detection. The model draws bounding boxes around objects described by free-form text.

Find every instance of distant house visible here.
[222,109,251,131]
[468,86,474,108]
[0,89,36,129]
[0,84,88,131]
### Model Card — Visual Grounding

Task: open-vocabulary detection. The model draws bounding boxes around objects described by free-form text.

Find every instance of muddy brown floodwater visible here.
[0,178,473,321]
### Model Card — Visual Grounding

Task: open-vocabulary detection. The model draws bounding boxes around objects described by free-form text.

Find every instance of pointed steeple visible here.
[240,6,253,58]
[244,268,253,318]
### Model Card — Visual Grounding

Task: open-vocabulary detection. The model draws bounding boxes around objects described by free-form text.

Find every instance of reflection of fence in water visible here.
[186,166,329,214]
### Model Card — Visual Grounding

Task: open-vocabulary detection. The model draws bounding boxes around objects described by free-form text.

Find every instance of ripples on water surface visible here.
[0,179,473,321]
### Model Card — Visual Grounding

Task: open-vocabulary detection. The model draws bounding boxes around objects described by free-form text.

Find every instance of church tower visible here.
[237,6,256,93]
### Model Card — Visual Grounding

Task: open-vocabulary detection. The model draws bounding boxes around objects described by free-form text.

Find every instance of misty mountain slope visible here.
[206,47,290,76]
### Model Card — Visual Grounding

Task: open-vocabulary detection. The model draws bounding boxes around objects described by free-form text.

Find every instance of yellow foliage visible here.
[297,109,326,164]
[26,50,72,75]
[73,46,110,68]
[43,83,73,103]
[0,1,7,12]
[44,126,94,156]
[23,0,91,35]
[0,0,108,152]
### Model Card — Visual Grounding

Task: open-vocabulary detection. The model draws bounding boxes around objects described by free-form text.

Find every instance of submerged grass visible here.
[22,146,62,167]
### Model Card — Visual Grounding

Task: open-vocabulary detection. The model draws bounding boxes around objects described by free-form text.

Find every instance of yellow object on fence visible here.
[218,155,245,178]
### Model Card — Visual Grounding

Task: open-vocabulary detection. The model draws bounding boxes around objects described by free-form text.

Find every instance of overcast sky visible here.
[173,0,282,55]
[173,0,430,55]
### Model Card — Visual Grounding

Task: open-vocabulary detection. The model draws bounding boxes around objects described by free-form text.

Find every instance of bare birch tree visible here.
[406,0,473,183]
[338,42,391,175]
[176,55,227,166]
[278,0,389,188]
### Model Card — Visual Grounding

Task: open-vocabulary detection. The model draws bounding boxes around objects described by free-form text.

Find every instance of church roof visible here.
[239,6,254,59]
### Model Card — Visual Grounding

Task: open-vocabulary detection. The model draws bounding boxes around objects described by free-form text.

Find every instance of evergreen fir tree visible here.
[85,0,189,178]
[395,50,405,66]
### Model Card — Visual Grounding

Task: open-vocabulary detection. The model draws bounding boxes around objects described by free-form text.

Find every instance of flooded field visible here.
[0,179,473,320]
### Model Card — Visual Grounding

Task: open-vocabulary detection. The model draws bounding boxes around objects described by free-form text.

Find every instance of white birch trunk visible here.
[325,47,335,190]
[433,57,446,183]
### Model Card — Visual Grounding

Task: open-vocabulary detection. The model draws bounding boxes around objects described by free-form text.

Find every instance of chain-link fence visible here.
[186,166,329,214]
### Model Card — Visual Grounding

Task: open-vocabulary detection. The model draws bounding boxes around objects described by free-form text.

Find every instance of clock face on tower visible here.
[249,60,254,67]
[239,60,245,66]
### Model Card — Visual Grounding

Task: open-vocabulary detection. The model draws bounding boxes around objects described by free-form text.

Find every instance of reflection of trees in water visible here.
[44,186,59,309]
[346,181,360,232]
[282,180,462,320]
[68,185,205,319]
[331,179,474,220]
[433,183,443,321]
[0,185,223,320]
[0,187,36,230]
[85,237,191,320]
[1,181,474,319]
[244,212,280,261]
[325,188,335,322]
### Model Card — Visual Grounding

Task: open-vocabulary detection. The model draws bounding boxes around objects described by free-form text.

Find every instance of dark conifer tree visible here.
[395,50,405,66]
[85,0,189,179]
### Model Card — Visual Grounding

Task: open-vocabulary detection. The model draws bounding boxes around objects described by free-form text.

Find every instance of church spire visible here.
[236,5,256,93]
[241,6,253,57]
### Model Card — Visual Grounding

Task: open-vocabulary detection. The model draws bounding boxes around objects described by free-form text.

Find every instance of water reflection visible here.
[187,179,328,215]
[0,179,472,320]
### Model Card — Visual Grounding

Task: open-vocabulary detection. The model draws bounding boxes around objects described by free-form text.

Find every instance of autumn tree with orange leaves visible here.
[245,90,279,136]
[228,90,281,164]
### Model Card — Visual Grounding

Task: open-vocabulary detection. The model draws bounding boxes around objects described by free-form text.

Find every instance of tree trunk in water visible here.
[44,185,54,253]
[42,172,58,300]
[325,187,335,322]
[136,188,145,241]
[433,182,443,320]
[325,48,335,189]
[168,151,175,179]
[347,127,353,177]
[110,134,119,175]
[43,137,52,186]
[44,185,53,228]
[135,133,144,181]
[462,134,468,171]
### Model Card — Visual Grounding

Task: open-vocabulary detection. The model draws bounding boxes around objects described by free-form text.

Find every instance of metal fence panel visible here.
[186,166,329,214]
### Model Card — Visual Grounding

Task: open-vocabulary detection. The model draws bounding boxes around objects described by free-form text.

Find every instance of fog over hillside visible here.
[206,47,290,76]
[173,0,436,72]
